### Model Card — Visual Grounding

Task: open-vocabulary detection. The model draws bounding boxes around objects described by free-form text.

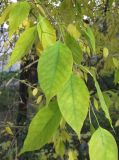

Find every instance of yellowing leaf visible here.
[32,88,38,96]
[36,96,42,104]
[38,41,73,102]
[115,119,119,127]
[5,127,13,136]
[22,18,30,29]
[89,127,118,160]
[67,24,80,40]
[103,47,109,58]
[8,1,30,37]
[68,149,78,160]
[58,74,90,136]
[20,101,61,154]
[7,26,37,67]
[37,15,56,49]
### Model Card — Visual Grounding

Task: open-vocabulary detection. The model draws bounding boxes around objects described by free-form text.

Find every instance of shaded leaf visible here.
[82,26,96,53]
[58,74,90,136]
[114,69,119,84]
[94,77,112,124]
[65,32,82,65]
[79,66,112,126]
[89,127,118,160]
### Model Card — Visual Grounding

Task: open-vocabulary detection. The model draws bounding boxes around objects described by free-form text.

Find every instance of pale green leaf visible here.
[37,41,73,102]
[7,26,37,67]
[20,101,61,154]
[89,127,118,160]
[8,1,30,37]
[37,15,56,49]
[65,32,82,65]
[57,74,90,136]
[0,4,14,25]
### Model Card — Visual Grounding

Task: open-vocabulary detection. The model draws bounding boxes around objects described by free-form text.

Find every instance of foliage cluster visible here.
[0,0,119,159]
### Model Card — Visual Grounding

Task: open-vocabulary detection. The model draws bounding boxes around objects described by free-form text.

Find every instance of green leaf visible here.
[37,15,56,49]
[37,41,73,102]
[65,32,82,65]
[8,1,30,37]
[0,4,14,25]
[93,77,112,124]
[80,66,112,126]
[103,92,111,108]
[89,127,118,160]
[7,26,37,67]
[79,65,113,127]
[20,101,61,154]
[82,26,96,53]
[57,74,90,136]
[114,69,119,84]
